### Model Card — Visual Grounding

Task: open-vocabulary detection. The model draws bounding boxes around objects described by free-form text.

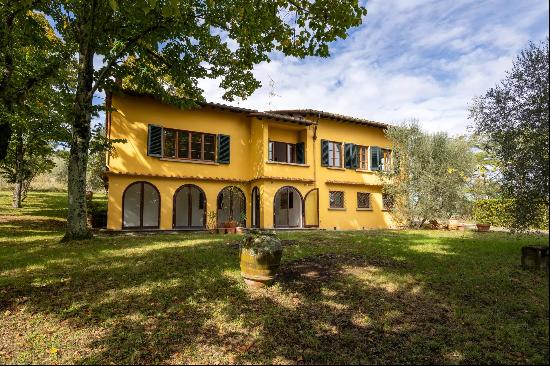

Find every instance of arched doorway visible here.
[273,186,303,228]
[217,186,246,226]
[251,187,260,228]
[122,181,160,229]
[304,188,319,227]
[173,184,206,229]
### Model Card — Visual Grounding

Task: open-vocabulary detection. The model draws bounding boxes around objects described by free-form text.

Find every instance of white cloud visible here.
[200,0,549,135]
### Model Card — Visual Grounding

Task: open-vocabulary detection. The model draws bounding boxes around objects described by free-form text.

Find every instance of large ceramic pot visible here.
[239,231,283,287]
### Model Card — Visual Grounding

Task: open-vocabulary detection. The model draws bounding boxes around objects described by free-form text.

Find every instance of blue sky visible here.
[199,0,549,134]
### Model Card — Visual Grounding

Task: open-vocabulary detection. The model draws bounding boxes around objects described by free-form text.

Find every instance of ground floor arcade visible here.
[106,174,392,231]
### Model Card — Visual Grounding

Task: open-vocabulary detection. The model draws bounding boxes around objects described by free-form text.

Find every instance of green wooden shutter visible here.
[370,147,381,171]
[147,124,163,157]
[321,140,329,166]
[296,142,305,164]
[217,134,230,164]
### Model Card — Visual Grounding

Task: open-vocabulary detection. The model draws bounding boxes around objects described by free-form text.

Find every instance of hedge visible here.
[473,199,549,230]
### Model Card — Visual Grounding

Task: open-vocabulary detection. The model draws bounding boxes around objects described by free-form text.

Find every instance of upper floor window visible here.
[269,141,296,163]
[370,147,392,172]
[327,141,342,167]
[329,191,345,209]
[163,128,216,162]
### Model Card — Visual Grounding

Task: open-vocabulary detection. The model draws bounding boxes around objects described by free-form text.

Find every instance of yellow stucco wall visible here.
[106,93,393,231]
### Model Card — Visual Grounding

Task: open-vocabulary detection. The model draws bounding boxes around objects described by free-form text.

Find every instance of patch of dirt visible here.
[278,253,407,284]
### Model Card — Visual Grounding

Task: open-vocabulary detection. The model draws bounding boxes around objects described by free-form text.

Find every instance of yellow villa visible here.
[105,90,394,231]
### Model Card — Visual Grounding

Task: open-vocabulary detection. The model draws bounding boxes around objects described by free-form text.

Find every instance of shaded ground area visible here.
[0,191,548,364]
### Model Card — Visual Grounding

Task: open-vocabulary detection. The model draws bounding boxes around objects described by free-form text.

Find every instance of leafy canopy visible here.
[469,38,549,231]
[45,0,367,104]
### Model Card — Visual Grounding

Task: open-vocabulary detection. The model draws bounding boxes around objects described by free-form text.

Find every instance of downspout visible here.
[312,113,320,188]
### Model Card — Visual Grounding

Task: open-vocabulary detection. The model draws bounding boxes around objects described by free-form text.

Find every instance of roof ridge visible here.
[267,109,388,128]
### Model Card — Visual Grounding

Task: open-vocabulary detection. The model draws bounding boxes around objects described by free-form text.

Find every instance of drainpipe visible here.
[312,113,320,188]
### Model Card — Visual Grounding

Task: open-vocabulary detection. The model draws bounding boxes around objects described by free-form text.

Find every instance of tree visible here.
[468,137,502,201]
[469,38,549,231]
[0,71,71,207]
[40,0,367,240]
[0,2,67,161]
[380,121,475,228]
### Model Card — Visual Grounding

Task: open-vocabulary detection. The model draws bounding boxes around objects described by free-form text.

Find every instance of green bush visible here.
[87,198,108,228]
[473,199,548,230]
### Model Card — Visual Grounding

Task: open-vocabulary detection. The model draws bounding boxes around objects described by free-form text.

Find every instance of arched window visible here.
[173,184,206,229]
[273,186,303,228]
[217,186,246,226]
[123,182,160,229]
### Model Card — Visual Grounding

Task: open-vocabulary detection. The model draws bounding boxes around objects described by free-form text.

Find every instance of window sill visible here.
[328,208,346,211]
[266,161,309,167]
[326,166,345,171]
[355,169,376,173]
[356,208,373,211]
[160,158,219,165]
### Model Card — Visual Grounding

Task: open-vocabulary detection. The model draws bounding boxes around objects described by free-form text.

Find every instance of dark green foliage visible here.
[473,199,549,230]
[0,123,9,161]
[470,38,549,231]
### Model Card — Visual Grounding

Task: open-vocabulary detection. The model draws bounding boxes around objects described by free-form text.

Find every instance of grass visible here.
[0,190,548,364]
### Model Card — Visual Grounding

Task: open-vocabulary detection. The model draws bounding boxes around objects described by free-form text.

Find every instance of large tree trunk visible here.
[63,31,95,241]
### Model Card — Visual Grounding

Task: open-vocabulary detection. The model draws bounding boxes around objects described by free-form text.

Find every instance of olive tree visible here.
[380,121,475,228]
[469,38,549,231]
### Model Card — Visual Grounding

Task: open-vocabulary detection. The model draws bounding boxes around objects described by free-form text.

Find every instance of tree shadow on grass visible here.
[1,230,548,364]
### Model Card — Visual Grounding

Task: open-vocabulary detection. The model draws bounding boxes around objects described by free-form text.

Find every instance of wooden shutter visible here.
[147,124,163,157]
[370,147,381,170]
[296,142,305,164]
[217,134,230,164]
[352,144,359,168]
[321,140,329,166]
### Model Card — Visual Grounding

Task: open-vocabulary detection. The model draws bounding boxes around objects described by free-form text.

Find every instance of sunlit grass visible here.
[0,191,548,364]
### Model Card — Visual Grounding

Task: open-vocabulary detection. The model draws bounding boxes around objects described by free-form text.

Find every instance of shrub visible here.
[87,198,108,228]
[473,199,548,230]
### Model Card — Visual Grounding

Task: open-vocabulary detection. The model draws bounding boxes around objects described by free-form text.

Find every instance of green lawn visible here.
[0,191,548,364]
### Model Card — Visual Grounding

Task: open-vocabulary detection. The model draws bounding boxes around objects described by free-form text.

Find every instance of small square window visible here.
[357,192,371,209]
[329,191,345,208]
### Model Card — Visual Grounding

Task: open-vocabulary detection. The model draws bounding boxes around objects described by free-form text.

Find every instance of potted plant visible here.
[224,219,238,234]
[474,210,491,232]
[240,229,283,287]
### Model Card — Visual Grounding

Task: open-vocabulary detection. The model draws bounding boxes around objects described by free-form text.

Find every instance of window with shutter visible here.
[217,134,230,164]
[147,125,163,157]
